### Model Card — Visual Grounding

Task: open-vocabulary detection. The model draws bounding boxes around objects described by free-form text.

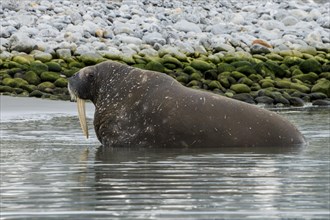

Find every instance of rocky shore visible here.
[1,0,329,106]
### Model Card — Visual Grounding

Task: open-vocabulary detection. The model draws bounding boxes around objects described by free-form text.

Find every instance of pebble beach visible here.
[0,0,329,106]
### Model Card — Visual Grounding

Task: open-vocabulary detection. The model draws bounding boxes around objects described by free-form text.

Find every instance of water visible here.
[0,97,329,219]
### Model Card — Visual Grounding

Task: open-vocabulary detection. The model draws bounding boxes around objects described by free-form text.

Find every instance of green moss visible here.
[40,72,61,82]
[190,60,215,72]
[132,64,146,69]
[62,67,80,77]
[208,80,224,90]
[248,74,263,82]
[162,55,183,68]
[54,78,68,87]
[230,71,245,80]
[30,61,49,75]
[190,72,203,81]
[252,55,267,62]
[292,68,304,76]
[45,62,62,72]
[69,61,85,69]
[290,83,310,93]
[265,53,283,61]
[34,52,53,63]
[230,84,251,93]
[235,65,257,76]
[3,61,24,69]
[217,63,235,73]
[231,61,252,68]
[37,82,56,92]
[217,77,231,88]
[187,80,202,87]
[265,60,287,78]
[299,58,322,73]
[12,55,33,65]
[283,56,304,66]
[176,74,190,84]
[311,79,330,97]
[255,62,274,78]
[251,83,261,91]
[183,66,198,74]
[29,90,44,98]
[23,71,41,85]
[320,72,330,80]
[79,53,104,65]
[20,84,37,93]
[275,79,292,89]
[204,70,218,80]
[238,77,253,86]
[0,85,15,93]
[121,56,136,65]
[293,72,319,84]
[145,61,165,72]
[2,78,28,88]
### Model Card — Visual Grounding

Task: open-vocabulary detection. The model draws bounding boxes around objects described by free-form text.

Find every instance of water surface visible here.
[0,96,329,219]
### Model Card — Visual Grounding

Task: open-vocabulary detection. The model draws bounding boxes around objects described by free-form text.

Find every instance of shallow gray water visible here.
[0,106,329,219]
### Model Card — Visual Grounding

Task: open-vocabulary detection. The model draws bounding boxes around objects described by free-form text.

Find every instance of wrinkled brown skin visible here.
[68,61,306,148]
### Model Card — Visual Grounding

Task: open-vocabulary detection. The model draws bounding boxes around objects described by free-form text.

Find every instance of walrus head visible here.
[68,66,97,139]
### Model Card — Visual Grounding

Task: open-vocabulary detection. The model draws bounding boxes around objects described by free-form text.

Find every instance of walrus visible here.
[68,60,306,148]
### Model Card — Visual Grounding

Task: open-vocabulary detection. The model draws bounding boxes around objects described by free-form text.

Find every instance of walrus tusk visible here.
[77,97,89,139]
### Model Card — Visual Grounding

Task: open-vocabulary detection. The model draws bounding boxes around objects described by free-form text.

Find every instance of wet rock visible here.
[255,96,274,105]
[288,97,304,106]
[232,93,255,104]
[308,92,328,101]
[312,99,330,106]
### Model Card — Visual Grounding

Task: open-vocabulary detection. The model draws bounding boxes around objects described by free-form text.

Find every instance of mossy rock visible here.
[308,92,328,101]
[132,63,146,69]
[0,85,15,93]
[208,80,224,90]
[275,79,292,89]
[69,61,85,69]
[283,56,304,66]
[2,78,28,88]
[62,67,80,77]
[260,81,274,88]
[22,71,41,85]
[217,63,235,73]
[299,58,322,74]
[34,52,53,63]
[292,68,304,76]
[251,83,261,91]
[265,60,287,78]
[45,62,62,72]
[204,69,218,80]
[29,90,44,98]
[231,61,252,68]
[30,61,49,75]
[187,80,202,87]
[265,53,283,61]
[79,53,104,65]
[217,77,231,88]
[238,77,253,86]
[290,83,310,93]
[190,72,203,81]
[255,62,274,78]
[230,71,245,80]
[37,82,56,92]
[252,54,268,62]
[54,78,68,87]
[3,61,24,69]
[21,84,37,93]
[183,66,199,74]
[12,55,33,65]
[190,60,215,72]
[255,96,274,105]
[236,65,257,76]
[292,72,319,84]
[164,63,176,69]
[162,55,183,68]
[322,64,330,72]
[176,74,190,84]
[248,73,263,82]
[40,72,61,82]
[320,72,330,80]
[311,79,330,97]
[0,71,11,80]
[230,84,251,93]
[145,61,165,72]
[121,55,136,65]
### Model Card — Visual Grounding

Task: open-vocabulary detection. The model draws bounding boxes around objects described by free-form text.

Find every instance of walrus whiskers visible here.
[77,97,89,139]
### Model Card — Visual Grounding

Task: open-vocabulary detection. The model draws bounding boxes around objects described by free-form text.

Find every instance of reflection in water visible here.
[0,108,329,219]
